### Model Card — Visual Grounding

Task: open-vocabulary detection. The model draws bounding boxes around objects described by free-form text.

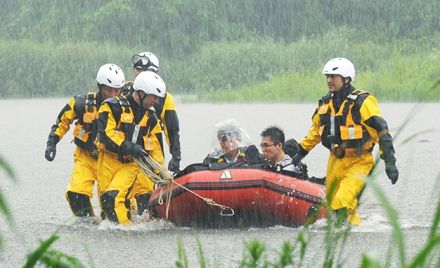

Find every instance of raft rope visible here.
[170,179,234,216]
[134,155,235,218]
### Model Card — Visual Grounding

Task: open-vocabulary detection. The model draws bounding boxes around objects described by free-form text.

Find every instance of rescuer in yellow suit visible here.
[291,58,399,225]
[97,71,166,224]
[126,51,181,172]
[44,64,125,218]
[121,52,182,216]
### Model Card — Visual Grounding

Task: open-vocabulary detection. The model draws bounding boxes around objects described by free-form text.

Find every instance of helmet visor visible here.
[132,54,150,69]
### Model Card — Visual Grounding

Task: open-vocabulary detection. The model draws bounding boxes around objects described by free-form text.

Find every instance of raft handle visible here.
[220,208,235,217]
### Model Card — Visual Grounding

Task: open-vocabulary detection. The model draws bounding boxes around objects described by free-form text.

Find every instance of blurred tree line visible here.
[1,0,439,99]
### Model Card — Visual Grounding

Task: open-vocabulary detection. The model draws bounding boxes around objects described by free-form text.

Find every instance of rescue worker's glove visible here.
[45,136,58,161]
[168,157,181,172]
[291,144,308,165]
[385,162,399,184]
[121,141,148,159]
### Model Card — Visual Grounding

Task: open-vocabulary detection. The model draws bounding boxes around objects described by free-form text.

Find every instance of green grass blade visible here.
[360,254,382,268]
[429,172,440,238]
[334,224,351,268]
[240,240,265,268]
[248,240,265,267]
[0,154,16,225]
[175,236,189,268]
[407,235,440,268]
[0,186,13,224]
[274,241,294,268]
[322,179,348,268]
[196,235,207,268]
[0,154,17,181]
[39,249,85,268]
[406,181,440,268]
[365,177,406,267]
[297,231,307,266]
[23,233,59,268]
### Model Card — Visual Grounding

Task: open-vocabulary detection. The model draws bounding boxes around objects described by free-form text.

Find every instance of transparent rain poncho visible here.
[207,118,254,159]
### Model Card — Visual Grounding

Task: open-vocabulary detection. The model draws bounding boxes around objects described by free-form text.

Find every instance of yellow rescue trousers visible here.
[326,151,374,225]
[65,147,97,217]
[97,151,155,224]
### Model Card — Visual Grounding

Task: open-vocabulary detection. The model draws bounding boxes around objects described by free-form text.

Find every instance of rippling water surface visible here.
[0,99,439,267]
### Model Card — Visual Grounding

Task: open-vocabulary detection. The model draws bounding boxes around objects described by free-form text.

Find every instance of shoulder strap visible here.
[347,89,370,100]
[118,96,131,112]
[318,92,333,106]
[145,108,158,134]
[103,96,131,123]
[349,89,370,124]
[73,94,86,117]
[85,92,97,112]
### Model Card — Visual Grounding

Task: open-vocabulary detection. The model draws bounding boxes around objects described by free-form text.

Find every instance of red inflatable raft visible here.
[148,164,326,227]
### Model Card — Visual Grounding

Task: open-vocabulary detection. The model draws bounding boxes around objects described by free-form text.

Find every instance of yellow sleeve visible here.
[98,102,125,148]
[145,114,165,164]
[299,108,322,152]
[160,93,176,119]
[360,95,382,142]
[161,93,177,146]
[53,97,77,139]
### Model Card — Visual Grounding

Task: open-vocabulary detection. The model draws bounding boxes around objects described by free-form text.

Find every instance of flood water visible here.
[0,99,439,267]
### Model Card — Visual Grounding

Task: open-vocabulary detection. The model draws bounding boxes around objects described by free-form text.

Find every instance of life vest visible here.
[72,92,100,154]
[217,148,247,164]
[318,89,373,158]
[104,96,160,158]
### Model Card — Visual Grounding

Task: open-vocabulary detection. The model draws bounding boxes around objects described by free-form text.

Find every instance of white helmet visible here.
[322,57,355,81]
[133,71,166,98]
[96,64,126,88]
[132,51,159,72]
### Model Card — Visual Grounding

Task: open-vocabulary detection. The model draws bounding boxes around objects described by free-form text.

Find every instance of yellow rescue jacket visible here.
[122,82,181,160]
[97,95,164,164]
[300,87,383,158]
[49,92,100,154]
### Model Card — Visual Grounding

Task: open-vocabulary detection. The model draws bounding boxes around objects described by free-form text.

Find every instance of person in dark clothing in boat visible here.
[284,138,300,158]
[203,119,260,165]
[260,126,325,184]
[260,126,304,173]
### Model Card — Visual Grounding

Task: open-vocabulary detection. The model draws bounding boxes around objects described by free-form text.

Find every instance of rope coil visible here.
[135,155,234,218]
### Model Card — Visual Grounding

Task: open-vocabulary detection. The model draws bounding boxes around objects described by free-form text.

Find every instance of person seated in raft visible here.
[259,126,326,184]
[259,126,306,174]
[203,119,260,165]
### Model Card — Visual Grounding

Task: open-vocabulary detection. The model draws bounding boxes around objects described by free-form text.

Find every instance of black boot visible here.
[135,193,151,215]
[100,190,119,222]
[66,191,94,217]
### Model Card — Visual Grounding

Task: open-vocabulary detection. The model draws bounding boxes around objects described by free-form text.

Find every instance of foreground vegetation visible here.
[1,0,440,101]
[0,154,85,267]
